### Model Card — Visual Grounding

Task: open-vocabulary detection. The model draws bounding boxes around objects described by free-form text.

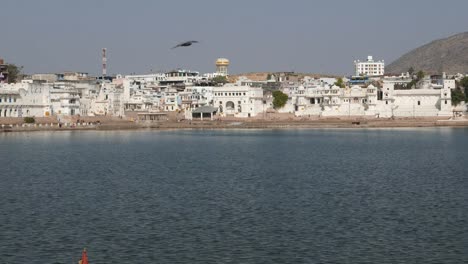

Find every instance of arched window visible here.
[226,101,235,110]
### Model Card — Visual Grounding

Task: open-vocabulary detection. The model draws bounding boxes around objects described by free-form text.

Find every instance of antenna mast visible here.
[102,48,107,80]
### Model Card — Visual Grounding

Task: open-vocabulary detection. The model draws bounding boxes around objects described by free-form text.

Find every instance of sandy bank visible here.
[2,117,468,133]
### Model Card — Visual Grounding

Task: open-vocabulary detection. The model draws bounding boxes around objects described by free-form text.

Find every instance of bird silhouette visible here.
[171,40,199,49]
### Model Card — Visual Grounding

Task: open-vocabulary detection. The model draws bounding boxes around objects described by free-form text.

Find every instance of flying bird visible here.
[172,40,199,49]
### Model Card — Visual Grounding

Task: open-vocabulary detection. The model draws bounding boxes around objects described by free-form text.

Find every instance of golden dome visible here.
[216,58,230,66]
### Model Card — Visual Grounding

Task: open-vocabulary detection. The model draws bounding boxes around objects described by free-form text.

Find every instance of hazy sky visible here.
[2,0,468,75]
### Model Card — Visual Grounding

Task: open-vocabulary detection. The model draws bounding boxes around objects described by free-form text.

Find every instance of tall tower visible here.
[215,58,230,76]
[102,48,107,79]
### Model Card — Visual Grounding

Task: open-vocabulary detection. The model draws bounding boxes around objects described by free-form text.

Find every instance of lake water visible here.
[0,128,467,264]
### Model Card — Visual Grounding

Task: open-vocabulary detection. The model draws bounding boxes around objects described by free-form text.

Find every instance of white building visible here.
[89,82,124,116]
[124,73,166,84]
[0,80,120,118]
[292,83,370,117]
[161,69,203,90]
[122,77,161,113]
[162,88,180,111]
[185,86,214,108]
[49,88,81,116]
[377,78,452,117]
[290,77,453,118]
[213,85,264,117]
[354,55,385,76]
[0,82,52,117]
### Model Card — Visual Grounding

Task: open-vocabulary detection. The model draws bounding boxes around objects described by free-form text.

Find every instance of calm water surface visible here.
[0,128,467,263]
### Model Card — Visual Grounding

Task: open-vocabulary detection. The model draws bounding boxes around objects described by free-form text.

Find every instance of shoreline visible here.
[2,118,468,133]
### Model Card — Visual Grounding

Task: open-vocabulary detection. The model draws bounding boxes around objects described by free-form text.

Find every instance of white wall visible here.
[213,85,264,117]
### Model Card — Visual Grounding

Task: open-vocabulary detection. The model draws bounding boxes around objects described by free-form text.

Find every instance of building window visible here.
[445,100,447,104]
[417,101,420,106]
[386,101,388,105]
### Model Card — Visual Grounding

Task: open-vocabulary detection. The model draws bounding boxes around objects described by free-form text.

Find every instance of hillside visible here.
[386,32,468,74]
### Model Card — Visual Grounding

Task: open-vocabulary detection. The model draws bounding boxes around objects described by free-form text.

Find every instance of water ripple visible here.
[0,129,467,263]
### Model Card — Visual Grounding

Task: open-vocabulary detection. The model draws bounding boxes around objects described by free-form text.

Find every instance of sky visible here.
[1,0,468,76]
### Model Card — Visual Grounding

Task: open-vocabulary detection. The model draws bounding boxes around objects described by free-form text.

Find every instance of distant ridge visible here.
[386,32,468,74]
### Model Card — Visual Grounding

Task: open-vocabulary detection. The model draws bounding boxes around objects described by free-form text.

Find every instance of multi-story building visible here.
[122,77,161,113]
[185,86,214,108]
[162,88,180,111]
[160,69,202,91]
[289,76,452,117]
[49,88,81,116]
[0,80,105,117]
[89,82,124,116]
[213,85,264,117]
[354,55,385,76]
[0,81,52,117]
[124,73,166,84]
[379,77,452,117]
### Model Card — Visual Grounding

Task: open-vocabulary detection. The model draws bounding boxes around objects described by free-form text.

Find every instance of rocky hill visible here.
[386,32,468,74]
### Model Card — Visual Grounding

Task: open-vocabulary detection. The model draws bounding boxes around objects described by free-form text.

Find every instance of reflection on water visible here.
[0,128,467,263]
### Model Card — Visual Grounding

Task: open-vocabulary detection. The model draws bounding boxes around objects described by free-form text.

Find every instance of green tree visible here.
[459,76,468,101]
[451,88,465,106]
[406,80,417,89]
[460,76,468,89]
[408,67,415,76]
[405,70,425,89]
[272,90,288,109]
[212,75,228,85]
[416,70,425,81]
[334,77,345,88]
[6,64,23,83]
